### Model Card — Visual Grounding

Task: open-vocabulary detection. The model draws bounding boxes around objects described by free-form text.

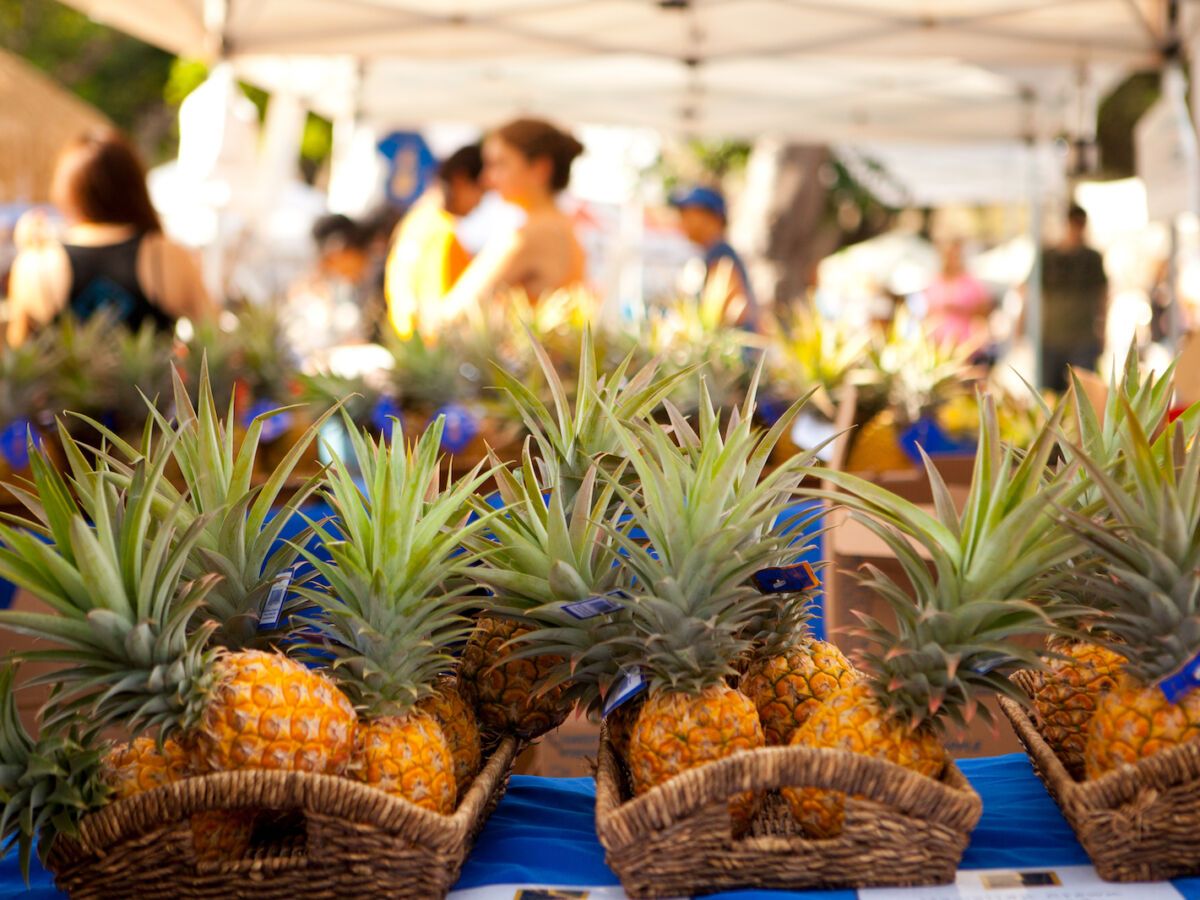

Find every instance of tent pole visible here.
[1023,88,1044,391]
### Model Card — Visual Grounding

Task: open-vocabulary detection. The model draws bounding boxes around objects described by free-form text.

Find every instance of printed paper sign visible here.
[563,591,631,620]
[859,865,1183,899]
[751,562,819,594]
[258,570,295,630]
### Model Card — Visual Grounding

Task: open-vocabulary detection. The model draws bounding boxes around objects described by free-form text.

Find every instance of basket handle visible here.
[598,740,980,838]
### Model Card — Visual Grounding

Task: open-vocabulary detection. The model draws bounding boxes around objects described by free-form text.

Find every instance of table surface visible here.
[6,753,1200,899]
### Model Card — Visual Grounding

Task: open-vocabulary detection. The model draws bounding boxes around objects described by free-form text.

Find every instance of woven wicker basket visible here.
[594,729,982,898]
[45,736,519,899]
[1001,671,1200,882]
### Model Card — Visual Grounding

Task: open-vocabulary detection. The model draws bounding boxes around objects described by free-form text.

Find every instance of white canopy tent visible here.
[59,0,1190,141]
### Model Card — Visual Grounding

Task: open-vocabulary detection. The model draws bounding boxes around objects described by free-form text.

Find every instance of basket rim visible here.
[999,680,1200,808]
[594,731,982,844]
[48,735,519,867]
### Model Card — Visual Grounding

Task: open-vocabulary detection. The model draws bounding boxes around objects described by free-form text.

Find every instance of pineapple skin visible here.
[742,640,857,746]
[103,736,188,800]
[782,683,947,838]
[459,616,573,740]
[1084,675,1200,779]
[103,736,254,861]
[606,697,645,761]
[417,678,482,796]
[1032,642,1123,776]
[191,650,357,776]
[353,712,456,814]
[626,684,765,833]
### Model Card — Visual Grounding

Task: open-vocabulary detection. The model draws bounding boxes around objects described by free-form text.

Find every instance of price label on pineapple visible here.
[603,666,648,717]
[563,590,632,620]
[1158,650,1200,703]
[0,418,33,471]
[751,562,819,595]
[258,569,295,631]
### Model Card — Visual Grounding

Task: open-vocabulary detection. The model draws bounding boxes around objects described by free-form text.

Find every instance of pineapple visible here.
[103,736,188,800]
[0,328,60,480]
[768,306,872,421]
[596,377,814,832]
[0,428,357,795]
[787,395,1083,837]
[1029,352,1180,772]
[460,447,627,741]
[1056,405,1200,779]
[294,416,494,808]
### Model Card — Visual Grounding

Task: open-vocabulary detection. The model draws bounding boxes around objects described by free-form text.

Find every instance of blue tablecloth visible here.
[7,754,1199,898]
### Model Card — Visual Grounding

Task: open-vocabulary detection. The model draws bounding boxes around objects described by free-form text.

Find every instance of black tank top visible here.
[60,234,176,332]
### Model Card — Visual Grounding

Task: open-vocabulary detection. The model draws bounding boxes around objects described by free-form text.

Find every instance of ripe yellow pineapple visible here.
[1055,409,1200,779]
[788,395,1082,836]
[295,416,495,812]
[419,678,483,795]
[1030,640,1123,776]
[0,424,359,798]
[594,376,816,833]
[102,736,188,800]
[742,639,856,746]
[846,411,911,472]
[1030,355,1182,776]
[459,615,573,740]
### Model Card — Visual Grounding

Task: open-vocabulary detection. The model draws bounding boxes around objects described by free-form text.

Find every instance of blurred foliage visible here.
[654,138,753,193]
[0,0,172,148]
[1097,70,1161,178]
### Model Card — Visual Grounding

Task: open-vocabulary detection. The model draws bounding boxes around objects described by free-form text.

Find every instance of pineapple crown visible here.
[770,307,872,420]
[0,663,110,884]
[464,447,631,712]
[597,369,821,697]
[814,394,1085,730]
[492,326,692,506]
[68,360,335,651]
[1060,404,1200,683]
[1057,346,1185,509]
[870,311,975,423]
[0,426,218,736]
[295,416,493,718]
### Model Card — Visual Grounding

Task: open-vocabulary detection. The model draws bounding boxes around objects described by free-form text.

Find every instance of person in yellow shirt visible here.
[385,143,485,338]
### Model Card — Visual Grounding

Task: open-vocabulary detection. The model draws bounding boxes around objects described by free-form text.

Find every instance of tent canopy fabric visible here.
[59,0,1189,141]
[0,49,111,204]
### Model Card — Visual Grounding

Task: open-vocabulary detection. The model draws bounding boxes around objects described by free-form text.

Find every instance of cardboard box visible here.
[521,709,601,778]
[0,590,63,735]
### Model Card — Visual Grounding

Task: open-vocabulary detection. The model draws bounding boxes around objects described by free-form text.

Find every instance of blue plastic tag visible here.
[563,590,631,620]
[435,404,479,453]
[371,395,402,440]
[752,562,819,594]
[258,569,294,630]
[0,419,33,471]
[603,665,648,718]
[1159,650,1200,704]
[242,400,294,444]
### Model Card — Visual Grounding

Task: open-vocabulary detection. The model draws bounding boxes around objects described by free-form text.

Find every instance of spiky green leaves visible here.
[295,416,493,718]
[0,427,217,735]
[492,327,692,506]
[809,394,1084,729]
[0,664,110,884]
[596,371,820,696]
[1059,400,1200,682]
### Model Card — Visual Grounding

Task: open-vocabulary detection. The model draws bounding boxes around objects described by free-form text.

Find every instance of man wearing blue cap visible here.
[671,185,758,329]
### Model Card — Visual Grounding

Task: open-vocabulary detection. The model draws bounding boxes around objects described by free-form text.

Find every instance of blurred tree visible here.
[1096,70,1161,178]
[0,0,173,154]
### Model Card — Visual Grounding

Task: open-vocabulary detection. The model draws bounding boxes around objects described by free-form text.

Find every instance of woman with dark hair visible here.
[442,118,586,317]
[7,129,212,344]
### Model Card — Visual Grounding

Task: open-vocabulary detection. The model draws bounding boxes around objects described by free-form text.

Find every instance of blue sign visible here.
[241,400,294,445]
[900,415,976,464]
[378,131,437,209]
[371,395,402,441]
[435,404,479,454]
[0,419,32,471]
